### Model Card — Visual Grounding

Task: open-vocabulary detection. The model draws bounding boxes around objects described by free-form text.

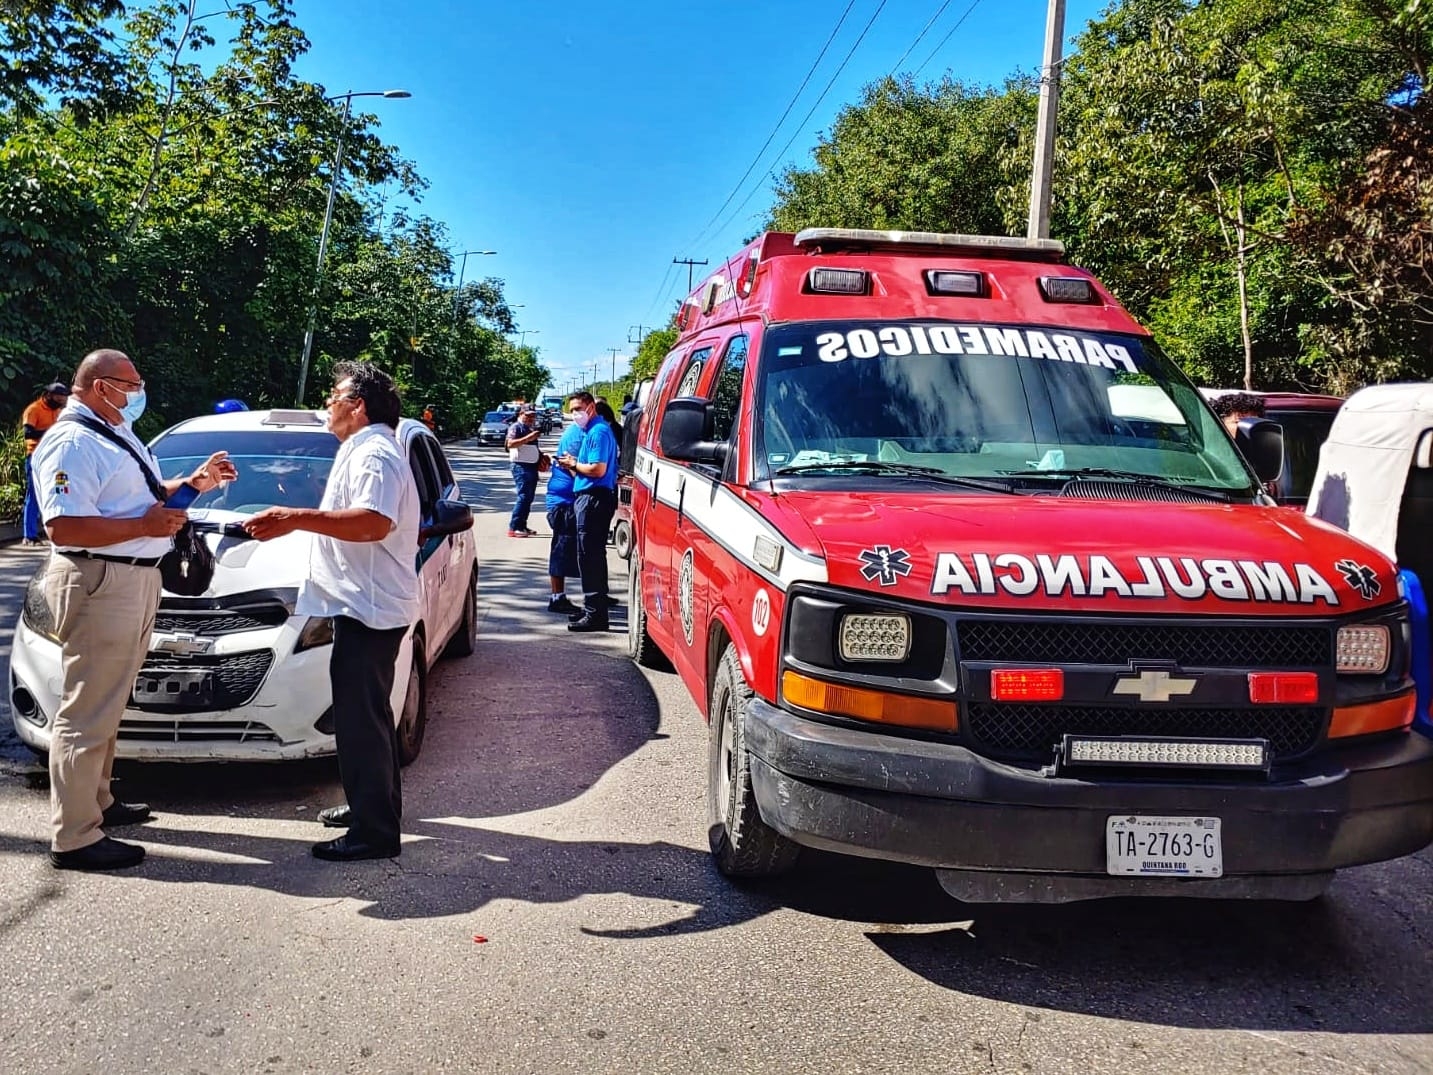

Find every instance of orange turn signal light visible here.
[990,668,1064,702]
[782,671,956,732]
[1328,693,1415,739]
[1248,672,1319,705]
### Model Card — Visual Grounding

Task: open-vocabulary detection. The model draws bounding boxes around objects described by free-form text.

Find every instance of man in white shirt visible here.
[33,349,236,871]
[243,362,419,861]
[505,405,542,537]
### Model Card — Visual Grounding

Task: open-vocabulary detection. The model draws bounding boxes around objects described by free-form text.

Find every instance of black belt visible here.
[58,549,163,568]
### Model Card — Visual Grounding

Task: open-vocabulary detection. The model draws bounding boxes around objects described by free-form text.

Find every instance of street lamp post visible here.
[295,88,412,405]
[520,330,540,346]
[451,248,497,320]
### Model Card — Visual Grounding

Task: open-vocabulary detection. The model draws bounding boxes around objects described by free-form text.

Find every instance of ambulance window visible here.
[709,336,748,443]
[676,347,711,397]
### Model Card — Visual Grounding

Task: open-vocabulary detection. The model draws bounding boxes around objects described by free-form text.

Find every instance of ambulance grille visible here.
[965,703,1327,761]
[956,621,1331,668]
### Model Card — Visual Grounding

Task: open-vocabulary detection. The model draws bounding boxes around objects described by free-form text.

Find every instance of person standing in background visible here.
[559,391,619,633]
[20,382,71,546]
[506,405,542,537]
[544,404,586,615]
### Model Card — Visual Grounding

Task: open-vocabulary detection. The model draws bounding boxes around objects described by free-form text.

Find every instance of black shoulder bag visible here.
[59,413,216,596]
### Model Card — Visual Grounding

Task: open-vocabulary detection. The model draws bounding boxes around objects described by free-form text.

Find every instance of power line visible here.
[708,0,894,245]
[913,0,986,77]
[887,0,958,77]
[683,0,859,252]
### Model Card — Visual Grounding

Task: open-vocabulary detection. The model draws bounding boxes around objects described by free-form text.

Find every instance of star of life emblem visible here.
[1335,559,1381,601]
[858,545,913,587]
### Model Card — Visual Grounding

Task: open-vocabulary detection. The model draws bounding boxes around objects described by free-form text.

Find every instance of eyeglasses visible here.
[326,391,358,405]
[103,376,145,390]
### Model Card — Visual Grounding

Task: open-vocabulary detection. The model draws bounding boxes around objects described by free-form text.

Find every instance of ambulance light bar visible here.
[1063,735,1269,771]
[794,228,1066,260]
[1039,276,1099,304]
[807,268,869,295]
[926,270,985,297]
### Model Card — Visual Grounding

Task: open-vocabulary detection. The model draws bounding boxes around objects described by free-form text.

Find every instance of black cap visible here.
[44,382,70,395]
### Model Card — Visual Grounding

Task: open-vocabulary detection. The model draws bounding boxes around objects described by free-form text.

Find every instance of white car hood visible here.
[186,509,314,598]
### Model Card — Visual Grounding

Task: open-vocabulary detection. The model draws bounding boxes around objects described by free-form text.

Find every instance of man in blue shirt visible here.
[544,411,586,614]
[557,391,619,632]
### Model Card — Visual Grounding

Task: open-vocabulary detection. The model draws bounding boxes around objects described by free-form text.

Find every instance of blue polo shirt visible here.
[545,422,586,509]
[574,418,619,493]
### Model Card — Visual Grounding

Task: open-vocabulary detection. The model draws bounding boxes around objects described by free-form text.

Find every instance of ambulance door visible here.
[640,342,715,654]
[670,333,749,702]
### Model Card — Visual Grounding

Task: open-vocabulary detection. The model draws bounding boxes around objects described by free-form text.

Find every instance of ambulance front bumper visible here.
[743,698,1433,901]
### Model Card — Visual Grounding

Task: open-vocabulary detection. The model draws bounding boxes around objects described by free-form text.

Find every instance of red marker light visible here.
[991,668,1064,702]
[1247,672,1319,705]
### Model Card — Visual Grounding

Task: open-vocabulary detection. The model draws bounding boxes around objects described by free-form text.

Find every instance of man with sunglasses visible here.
[31,349,236,871]
[243,362,419,862]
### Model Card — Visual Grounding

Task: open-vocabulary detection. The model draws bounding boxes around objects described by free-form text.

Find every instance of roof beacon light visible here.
[808,267,869,295]
[1040,276,1099,304]
[926,270,985,297]
[738,251,760,298]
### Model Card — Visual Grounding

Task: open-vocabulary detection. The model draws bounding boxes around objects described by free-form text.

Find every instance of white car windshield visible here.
[754,320,1258,495]
[152,430,339,514]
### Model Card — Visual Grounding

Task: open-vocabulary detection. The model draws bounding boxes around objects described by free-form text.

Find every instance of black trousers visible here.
[574,487,617,604]
[331,615,407,845]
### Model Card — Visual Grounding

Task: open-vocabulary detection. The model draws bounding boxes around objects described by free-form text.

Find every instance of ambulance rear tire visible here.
[613,519,632,561]
[707,644,801,879]
[627,561,671,671]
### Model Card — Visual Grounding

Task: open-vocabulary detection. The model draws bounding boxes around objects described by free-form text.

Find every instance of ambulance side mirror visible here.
[660,396,728,466]
[1236,417,1284,484]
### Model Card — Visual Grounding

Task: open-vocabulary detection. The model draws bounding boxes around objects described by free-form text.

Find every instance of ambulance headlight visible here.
[839,613,911,662]
[1336,624,1390,674]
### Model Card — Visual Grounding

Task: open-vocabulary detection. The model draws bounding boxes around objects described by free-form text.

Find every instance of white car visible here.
[8,409,478,764]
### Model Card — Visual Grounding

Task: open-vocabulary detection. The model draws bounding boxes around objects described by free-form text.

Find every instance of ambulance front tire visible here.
[707,643,801,879]
[627,559,671,671]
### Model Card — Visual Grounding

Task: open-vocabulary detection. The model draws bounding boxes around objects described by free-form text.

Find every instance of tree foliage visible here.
[0,0,542,454]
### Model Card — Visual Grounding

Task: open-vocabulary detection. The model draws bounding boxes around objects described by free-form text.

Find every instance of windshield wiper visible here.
[997,467,1236,501]
[774,461,1015,494]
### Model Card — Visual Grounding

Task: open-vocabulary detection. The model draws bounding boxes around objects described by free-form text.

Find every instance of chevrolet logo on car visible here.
[152,633,213,657]
[1111,670,1198,703]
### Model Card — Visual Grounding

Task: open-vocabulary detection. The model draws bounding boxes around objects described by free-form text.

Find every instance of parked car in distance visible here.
[478,410,513,446]
[9,409,478,764]
[1202,389,1343,506]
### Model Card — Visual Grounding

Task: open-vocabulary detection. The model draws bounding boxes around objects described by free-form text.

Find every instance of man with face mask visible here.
[30,349,236,870]
[557,391,620,632]
[20,382,71,546]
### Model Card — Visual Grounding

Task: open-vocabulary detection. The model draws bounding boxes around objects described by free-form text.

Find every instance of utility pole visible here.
[628,325,650,348]
[673,256,708,292]
[608,347,623,393]
[1026,0,1066,241]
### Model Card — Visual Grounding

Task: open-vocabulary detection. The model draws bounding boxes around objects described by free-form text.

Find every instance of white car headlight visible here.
[838,613,912,662]
[1336,624,1390,674]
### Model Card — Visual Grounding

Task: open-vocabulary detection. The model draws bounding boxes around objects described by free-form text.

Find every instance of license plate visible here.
[1106,815,1223,878]
[132,669,214,708]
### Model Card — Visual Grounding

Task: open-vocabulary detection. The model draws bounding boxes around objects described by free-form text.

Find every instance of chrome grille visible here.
[957,620,1330,668]
[965,702,1327,761]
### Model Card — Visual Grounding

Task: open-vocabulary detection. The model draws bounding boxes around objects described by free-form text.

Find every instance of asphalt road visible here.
[1,436,1431,1075]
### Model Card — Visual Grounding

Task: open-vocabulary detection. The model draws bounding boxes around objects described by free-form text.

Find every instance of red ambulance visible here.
[625,228,1433,903]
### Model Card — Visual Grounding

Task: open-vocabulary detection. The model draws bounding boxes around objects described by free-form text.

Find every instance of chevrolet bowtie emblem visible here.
[1112,670,1197,703]
[153,632,212,657]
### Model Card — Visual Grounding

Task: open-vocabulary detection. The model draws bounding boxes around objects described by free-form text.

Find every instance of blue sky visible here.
[288,0,1107,393]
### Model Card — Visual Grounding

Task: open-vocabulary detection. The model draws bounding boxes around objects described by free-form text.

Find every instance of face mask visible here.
[105,381,146,425]
[573,409,591,430]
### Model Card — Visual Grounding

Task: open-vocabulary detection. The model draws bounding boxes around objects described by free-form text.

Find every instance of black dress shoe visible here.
[317,805,352,828]
[312,833,400,861]
[546,596,580,615]
[50,836,145,871]
[567,611,610,633]
[101,801,152,827]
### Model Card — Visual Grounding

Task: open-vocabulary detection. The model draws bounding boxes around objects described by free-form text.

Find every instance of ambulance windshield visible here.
[754,320,1258,495]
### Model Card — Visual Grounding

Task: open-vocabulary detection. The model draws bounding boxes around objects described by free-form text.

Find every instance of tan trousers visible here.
[43,554,161,852]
